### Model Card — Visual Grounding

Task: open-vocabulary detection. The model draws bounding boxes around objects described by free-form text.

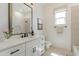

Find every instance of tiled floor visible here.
[43,46,72,56]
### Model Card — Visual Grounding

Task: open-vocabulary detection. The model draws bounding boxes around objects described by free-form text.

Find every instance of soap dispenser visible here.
[31,30,34,36]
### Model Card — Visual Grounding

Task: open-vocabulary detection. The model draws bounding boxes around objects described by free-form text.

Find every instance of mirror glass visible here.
[10,3,32,34]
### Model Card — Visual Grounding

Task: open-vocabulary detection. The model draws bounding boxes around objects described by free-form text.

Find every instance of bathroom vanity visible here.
[0,35,45,56]
[0,3,45,56]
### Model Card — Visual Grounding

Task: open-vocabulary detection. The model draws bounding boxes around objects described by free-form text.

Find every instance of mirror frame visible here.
[8,3,33,35]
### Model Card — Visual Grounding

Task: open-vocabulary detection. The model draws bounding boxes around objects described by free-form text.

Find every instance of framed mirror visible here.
[9,3,33,35]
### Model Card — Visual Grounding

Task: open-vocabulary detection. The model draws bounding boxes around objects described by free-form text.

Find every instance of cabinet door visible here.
[26,42,33,56]
[35,37,45,55]
[26,37,45,56]
[26,39,37,56]
[32,39,40,56]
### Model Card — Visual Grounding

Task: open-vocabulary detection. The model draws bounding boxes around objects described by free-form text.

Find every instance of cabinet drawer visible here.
[0,43,25,56]
[10,44,25,56]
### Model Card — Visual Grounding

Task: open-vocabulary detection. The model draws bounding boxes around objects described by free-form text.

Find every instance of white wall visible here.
[32,3,43,35]
[42,4,71,51]
[71,5,79,46]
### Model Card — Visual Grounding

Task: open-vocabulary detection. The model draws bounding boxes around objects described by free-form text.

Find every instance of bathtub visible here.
[73,46,79,56]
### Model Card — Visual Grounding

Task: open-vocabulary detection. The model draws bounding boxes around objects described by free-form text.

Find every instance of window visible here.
[55,9,66,25]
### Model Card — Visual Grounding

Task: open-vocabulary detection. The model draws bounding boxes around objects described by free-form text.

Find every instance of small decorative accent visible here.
[37,18,43,30]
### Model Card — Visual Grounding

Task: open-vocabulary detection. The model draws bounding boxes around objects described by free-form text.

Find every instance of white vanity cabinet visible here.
[0,43,26,56]
[26,36,45,56]
[0,36,45,56]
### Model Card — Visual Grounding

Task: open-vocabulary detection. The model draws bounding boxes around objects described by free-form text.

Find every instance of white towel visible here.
[56,26,64,33]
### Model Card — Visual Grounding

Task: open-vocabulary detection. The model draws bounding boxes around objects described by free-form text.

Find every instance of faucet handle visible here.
[21,34,24,38]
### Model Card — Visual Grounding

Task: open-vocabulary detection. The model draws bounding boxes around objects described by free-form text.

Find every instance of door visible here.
[53,7,71,50]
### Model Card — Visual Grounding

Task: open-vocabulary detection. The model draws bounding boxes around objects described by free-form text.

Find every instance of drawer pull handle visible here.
[33,47,36,53]
[10,49,20,55]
